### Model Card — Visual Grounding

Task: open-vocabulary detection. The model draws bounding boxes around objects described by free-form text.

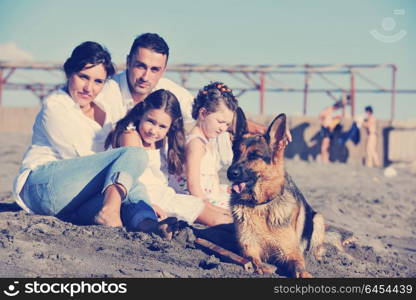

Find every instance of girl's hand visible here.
[201,198,210,205]
[152,204,167,221]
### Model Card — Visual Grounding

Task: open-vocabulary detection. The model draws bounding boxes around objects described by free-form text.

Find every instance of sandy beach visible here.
[0,132,415,278]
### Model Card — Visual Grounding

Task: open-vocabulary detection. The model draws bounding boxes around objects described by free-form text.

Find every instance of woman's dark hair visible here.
[128,33,169,63]
[63,41,115,79]
[192,82,238,120]
[106,89,185,175]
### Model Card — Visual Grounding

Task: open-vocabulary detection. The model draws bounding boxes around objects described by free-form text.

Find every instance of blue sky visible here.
[0,0,415,120]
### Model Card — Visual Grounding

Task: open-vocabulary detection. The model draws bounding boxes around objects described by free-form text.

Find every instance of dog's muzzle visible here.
[227,164,242,181]
[227,164,256,194]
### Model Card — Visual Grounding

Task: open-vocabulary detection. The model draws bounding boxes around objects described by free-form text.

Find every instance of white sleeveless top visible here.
[169,133,230,209]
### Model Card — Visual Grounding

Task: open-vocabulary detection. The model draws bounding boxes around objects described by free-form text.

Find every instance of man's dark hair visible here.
[128,33,169,62]
[365,105,373,114]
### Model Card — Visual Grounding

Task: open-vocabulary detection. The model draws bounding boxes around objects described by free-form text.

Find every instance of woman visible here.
[13,41,162,234]
[362,105,380,168]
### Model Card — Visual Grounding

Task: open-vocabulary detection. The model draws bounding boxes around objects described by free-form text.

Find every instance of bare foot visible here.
[95,208,123,227]
[97,184,124,227]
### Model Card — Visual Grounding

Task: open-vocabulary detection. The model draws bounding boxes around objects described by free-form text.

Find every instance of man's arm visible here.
[247,119,292,143]
[247,119,266,134]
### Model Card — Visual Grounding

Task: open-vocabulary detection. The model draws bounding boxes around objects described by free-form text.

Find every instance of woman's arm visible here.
[40,99,94,158]
[185,138,207,199]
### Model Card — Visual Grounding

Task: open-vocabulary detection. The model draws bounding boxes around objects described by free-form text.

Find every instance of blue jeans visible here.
[20,147,157,229]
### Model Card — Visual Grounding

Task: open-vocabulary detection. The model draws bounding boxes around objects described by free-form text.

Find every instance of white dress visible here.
[138,148,205,224]
[169,133,231,209]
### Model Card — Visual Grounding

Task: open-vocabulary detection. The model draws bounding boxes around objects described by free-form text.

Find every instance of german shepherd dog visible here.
[227,108,325,277]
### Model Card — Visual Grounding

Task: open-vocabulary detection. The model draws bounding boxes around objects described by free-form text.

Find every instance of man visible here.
[110,33,193,126]
[102,33,270,166]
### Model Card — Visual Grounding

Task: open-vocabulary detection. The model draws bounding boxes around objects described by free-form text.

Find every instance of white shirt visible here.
[139,148,204,224]
[108,71,194,125]
[13,84,124,212]
[139,148,175,203]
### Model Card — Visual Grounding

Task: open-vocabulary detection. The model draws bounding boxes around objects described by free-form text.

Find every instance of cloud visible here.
[0,42,33,61]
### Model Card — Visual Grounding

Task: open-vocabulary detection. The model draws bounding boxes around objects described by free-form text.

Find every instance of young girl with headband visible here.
[170,82,238,209]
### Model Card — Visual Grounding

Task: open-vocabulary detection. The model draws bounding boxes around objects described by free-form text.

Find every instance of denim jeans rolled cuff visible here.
[102,171,134,196]
[20,179,55,215]
[121,200,157,230]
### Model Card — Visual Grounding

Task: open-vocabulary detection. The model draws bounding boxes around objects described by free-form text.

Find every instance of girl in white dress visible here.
[169,82,238,209]
[106,89,232,226]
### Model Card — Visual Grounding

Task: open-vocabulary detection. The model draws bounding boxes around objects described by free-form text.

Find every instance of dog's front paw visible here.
[296,270,313,278]
[251,258,275,274]
[255,265,275,275]
[313,245,325,262]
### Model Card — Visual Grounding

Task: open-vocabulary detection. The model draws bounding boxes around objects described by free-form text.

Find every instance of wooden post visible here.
[0,69,3,107]
[391,65,397,122]
[303,68,309,115]
[259,72,265,115]
[350,70,356,118]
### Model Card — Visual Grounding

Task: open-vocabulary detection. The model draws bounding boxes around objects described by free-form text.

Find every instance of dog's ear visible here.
[265,113,287,162]
[230,107,248,140]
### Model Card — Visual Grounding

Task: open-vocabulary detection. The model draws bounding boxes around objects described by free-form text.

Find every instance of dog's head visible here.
[227,108,288,206]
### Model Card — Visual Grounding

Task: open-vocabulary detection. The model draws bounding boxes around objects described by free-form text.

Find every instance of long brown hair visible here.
[106,89,185,175]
